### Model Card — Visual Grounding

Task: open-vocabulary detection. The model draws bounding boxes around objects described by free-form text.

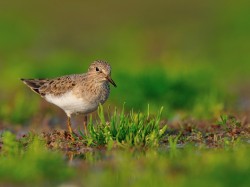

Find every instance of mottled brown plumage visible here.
[21,60,116,134]
[21,76,76,96]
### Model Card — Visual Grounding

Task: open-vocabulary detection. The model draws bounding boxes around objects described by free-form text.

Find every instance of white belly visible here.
[44,91,98,116]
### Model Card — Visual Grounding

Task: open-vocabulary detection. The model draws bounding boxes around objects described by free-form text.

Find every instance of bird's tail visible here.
[20,78,47,95]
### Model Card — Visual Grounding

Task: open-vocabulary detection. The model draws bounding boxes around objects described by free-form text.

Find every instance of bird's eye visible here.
[96,67,99,71]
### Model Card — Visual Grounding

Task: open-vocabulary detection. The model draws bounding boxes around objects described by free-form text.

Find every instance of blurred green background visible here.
[0,0,250,125]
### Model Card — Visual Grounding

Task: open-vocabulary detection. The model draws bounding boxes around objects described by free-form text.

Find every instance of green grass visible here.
[81,105,167,148]
[0,107,249,186]
[1,129,249,187]
[80,145,250,187]
[0,132,74,186]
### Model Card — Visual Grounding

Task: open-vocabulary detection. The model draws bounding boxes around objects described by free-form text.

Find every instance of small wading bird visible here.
[21,60,116,134]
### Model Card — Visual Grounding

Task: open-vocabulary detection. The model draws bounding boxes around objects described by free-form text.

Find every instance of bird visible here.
[21,60,117,134]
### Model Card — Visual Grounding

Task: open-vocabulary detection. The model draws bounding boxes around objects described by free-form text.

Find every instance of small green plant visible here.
[168,134,180,150]
[217,114,229,126]
[168,134,181,157]
[80,105,167,148]
[217,114,241,129]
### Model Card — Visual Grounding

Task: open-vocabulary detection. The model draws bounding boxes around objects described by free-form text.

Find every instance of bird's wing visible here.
[21,75,77,97]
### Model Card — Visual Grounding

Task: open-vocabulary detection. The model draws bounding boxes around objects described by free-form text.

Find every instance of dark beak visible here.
[106,75,117,87]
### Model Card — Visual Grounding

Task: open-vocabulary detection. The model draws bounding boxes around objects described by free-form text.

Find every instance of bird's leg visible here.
[67,151,74,163]
[67,116,73,134]
[83,115,88,135]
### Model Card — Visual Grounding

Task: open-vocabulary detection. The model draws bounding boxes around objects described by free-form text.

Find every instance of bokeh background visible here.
[0,0,250,126]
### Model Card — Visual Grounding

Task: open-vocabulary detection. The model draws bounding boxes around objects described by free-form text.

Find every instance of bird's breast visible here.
[45,91,99,116]
[78,81,110,103]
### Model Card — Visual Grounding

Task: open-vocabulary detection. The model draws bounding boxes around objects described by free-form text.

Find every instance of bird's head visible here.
[88,60,117,87]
